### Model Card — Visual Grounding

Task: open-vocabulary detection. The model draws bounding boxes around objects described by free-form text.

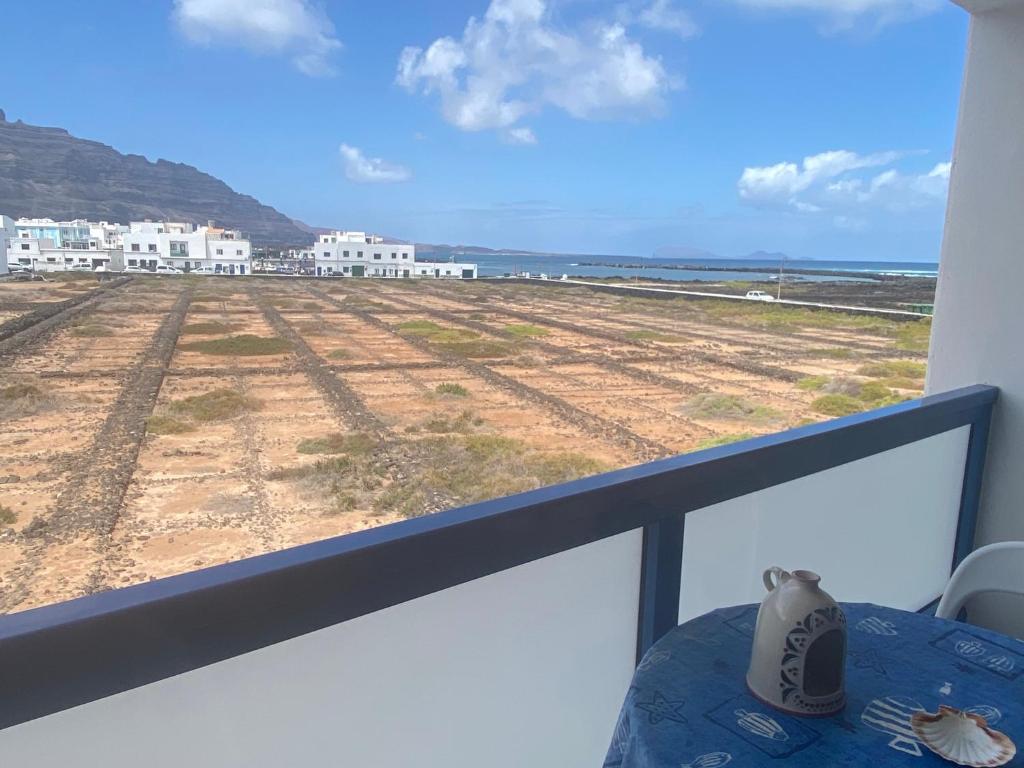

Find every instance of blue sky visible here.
[0,0,967,260]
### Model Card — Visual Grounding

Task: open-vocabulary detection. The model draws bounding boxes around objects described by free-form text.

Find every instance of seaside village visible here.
[0,214,478,279]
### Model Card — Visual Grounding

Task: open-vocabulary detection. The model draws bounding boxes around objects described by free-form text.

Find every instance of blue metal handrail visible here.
[0,384,997,730]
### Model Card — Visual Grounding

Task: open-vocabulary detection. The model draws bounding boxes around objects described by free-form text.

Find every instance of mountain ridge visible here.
[0,109,310,244]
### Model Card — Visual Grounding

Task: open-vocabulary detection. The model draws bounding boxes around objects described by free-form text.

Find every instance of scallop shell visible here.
[911,706,1016,767]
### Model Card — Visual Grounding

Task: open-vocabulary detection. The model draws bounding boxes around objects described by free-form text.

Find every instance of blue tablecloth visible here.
[605,603,1024,767]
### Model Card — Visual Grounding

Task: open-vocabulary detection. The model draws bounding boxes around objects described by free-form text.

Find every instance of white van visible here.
[745,290,775,302]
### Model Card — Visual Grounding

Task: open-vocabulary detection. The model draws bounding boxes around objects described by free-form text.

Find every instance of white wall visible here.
[0,214,13,273]
[928,2,1024,637]
[680,426,970,622]
[0,531,643,768]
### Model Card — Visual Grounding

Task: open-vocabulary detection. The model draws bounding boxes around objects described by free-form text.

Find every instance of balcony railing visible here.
[0,385,997,766]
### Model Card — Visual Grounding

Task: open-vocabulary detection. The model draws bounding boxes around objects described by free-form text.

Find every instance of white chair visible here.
[935,541,1024,620]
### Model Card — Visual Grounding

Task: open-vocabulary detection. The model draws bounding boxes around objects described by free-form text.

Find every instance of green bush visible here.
[71,323,113,337]
[812,394,865,417]
[857,360,926,379]
[179,335,292,356]
[145,414,194,435]
[797,376,829,391]
[808,347,854,360]
[438,340,515,358]
[297,432,376,456]
[435,383,470,397]
[167,389,259,422]
[375,434,606,518]
[695,433,755,450]
[857,381,894,403]
[625,329,684,343]
[505,324,550,338]
[0,504,16,526]
[1,383,41,400]
[683,393,780,422]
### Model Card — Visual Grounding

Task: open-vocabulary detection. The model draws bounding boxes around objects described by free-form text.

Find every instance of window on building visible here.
[323,251,330,258]
[148,244,157,252]
[170,241,188,256]
[18,258,30,265]
[391,252,397,259]
[216,248,223,255]
[128,259,137,267]
[343,250,349,257]
[402,253,409,259]
[20,243,29,250]
[46,257,56,263]
[236,249,242,256]
[373,253,382,260]
[357,251,364,258]
[343,266,350,273]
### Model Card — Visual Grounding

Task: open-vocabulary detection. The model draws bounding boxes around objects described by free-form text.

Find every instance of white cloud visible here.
[728,0,943,31]
[339,144,412,183]
[638,0,699,39]
[738,150,951,225]
[504,126,538,145]
[396,0,677,137]
[738,149,900,204]
[173,0,341,76]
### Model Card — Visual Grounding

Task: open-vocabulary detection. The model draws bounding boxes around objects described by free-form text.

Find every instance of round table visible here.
[604,603,1024,767]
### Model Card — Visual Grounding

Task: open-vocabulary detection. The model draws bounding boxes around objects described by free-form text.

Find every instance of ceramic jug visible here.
[746,567,847,716]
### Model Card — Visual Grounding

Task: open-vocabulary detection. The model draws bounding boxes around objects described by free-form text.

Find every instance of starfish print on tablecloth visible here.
[637,692,688,725]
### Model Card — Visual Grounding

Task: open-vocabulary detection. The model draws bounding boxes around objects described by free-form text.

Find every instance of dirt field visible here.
[0,274,930,613]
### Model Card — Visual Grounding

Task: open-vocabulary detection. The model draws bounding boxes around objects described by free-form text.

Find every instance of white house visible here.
[10,218,123,272]
[313,231,415,278]
[14,218,93,248]
[312,230,477,279]
[411,260,478,279]
[123,221,251,274]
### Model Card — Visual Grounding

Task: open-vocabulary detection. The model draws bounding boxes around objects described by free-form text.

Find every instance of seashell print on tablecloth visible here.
[911,705,1016,767]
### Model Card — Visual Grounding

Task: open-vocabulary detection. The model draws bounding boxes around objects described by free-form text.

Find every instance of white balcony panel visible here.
[679,425,970,622]
[1,530,643,768]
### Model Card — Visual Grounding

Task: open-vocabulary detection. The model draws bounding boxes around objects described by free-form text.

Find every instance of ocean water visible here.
[418,252,939,283]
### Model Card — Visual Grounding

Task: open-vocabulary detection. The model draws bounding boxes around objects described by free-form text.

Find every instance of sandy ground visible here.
[0,274,929,613]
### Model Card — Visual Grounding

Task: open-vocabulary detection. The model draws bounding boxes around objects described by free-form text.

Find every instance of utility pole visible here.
[777,254,785,300]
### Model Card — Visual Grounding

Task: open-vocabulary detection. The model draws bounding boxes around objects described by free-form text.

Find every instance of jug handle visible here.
[763,566,790,592]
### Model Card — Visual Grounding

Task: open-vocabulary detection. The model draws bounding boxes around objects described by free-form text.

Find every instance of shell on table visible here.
[910,705,1016,767]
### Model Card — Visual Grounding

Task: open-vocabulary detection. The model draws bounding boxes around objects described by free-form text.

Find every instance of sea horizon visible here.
[416,251,940,283]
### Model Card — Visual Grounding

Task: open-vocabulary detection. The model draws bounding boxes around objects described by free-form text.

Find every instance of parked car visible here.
[9,269,47,282]
[123,265,148,273]
[745,290,775,302]
[192,266,216,274]
[69,264,94,272]
[155,265,183,275]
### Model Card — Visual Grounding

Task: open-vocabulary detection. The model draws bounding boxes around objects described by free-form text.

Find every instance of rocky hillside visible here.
[0,109,310,244]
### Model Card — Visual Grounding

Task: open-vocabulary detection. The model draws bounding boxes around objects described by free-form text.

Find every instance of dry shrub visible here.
[179,335,292,356]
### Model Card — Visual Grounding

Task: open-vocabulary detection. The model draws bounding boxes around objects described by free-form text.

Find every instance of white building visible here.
[313,231,413,278]
[10,217,123,272]
[0,214,15,274]
[411,260,478,279]
[312,230,476,279]
[14,218,93,248]
[123,221,251,274]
